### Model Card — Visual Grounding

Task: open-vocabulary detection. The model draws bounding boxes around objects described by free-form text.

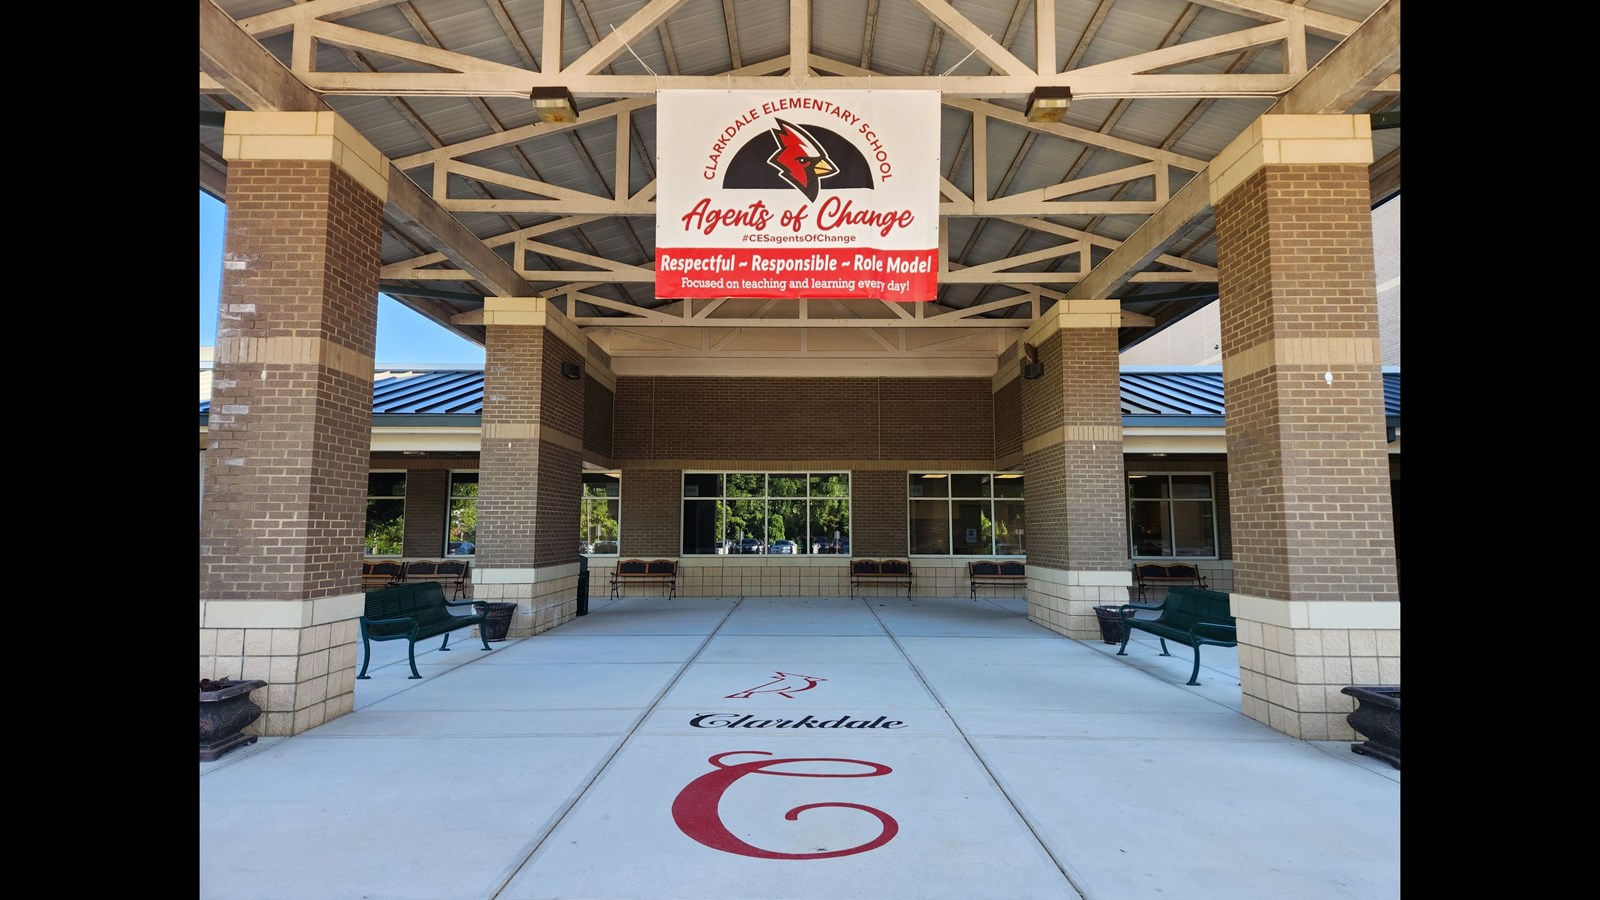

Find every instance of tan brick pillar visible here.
[1017,302,1134,639]
[200,112,388,736]
[474,298,589,635]
[1209,114,1400,739]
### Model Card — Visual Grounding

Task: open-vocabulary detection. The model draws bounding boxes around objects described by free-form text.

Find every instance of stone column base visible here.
[471,564,582,637]
[1025,567,1134,641]
[199,594,363,736]
[1232,594,1401,739]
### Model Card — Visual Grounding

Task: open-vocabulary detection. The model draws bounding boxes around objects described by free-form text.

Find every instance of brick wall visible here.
[478,325,542,568]
[399,468,448,558]
[851,471,908,557]
[1060,328,1127,570]
[201,160,381,600]
[1215,165,1397,604]
[619,468,680,556]
[613,377,993,462]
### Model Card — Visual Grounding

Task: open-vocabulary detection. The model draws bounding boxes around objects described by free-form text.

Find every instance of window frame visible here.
[680,471,852,555]
[364,470,406,557]
[580,470,621,556]
[1127,471,1219,560]
[445,470,479,557]
[906,471,1025,557]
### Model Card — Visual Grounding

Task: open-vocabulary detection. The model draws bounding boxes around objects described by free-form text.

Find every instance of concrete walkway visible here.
[200,593,1400,900]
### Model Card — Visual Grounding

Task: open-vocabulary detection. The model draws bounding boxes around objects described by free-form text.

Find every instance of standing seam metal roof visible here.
[200,368,1400,424]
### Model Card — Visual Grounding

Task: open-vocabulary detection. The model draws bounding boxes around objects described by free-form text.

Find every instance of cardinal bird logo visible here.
[766,120,837,201]
[724,671,828,699]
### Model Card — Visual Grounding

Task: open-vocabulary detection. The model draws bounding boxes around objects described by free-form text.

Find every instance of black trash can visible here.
[478,601,517,641]
[576,555,590,616]
[1093,605,1126,645]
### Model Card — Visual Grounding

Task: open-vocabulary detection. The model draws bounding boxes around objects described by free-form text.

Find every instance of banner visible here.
[656,91,940,302]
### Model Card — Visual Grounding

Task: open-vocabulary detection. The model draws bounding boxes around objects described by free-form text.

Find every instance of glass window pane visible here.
[909,499,950,554]
[583,471,620,498]
[809,499,849,554]
[993,474,1025,498]
[682,500,721,555]
[770,498,805,551]
[727,499,767,547]
[952,500,993,554]
[449,472,479,498]
[1171,502,1217,557]
[683,473,721,498]
[1170,475,1213,499]
[994,499,1025,555]
[1127,474,1166,499]
[368,472,406,497]
[951,473,991,498]
[581,498,619,544]
[365,498,404,555]
[810,473,849,497]
[769,474,806,497]
[727,473,765,497]
[909,473,949,498]
[447,497,476,555]
[1130,502,1171,557]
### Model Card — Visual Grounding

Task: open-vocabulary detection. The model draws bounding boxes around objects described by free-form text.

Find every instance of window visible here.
[682,472,850,555]
[580,471,620,555]
[908,472,1025,556]
[1128,473,1217,558]
[446,471,478,556]
[365,471,405,556]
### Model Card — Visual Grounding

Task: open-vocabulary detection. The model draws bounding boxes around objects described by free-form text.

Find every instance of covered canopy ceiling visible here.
[199,0,1399,367]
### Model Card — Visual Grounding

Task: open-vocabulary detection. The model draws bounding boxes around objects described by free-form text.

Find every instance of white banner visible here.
[656,91,940,302]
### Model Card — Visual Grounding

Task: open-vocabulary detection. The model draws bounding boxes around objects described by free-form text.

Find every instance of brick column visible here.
[1209,114,1399,739]
[1017,302,1133,639]
[473,298,588,635]
[200,111,388,736]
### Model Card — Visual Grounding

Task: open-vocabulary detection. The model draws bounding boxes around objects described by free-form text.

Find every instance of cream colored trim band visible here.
[1230,593,1400,629]
[200,594,365,629]
[222,111,389,201]
[1209,114,1373,205]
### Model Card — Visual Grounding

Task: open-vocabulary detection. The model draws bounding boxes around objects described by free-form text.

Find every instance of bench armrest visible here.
[360,615,421,637]
[1116,602,1163,616]
[442,598,480,611]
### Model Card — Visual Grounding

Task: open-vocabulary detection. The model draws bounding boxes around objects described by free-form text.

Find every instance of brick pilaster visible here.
[473,298,588,635]
[1210,114,1399,739]
[1016,302,1132,639]
[200,111,387,736]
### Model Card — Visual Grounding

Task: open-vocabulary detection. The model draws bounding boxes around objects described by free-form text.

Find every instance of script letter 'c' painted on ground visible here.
[671,751,899,859]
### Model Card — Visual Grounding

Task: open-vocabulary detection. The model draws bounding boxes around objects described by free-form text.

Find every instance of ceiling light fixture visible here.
[530,87,579,124]
[1025,86,1072,123]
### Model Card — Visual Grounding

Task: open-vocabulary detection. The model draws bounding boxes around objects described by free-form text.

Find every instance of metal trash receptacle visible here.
[478,602,517,641]
[1093,605,1126,644]
[576,555,590,616]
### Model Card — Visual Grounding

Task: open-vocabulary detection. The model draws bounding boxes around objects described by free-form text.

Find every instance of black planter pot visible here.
[1341,685,1400,769]
[200,678,268,762]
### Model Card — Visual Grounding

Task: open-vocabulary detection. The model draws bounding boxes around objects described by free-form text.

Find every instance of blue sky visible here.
[200,191,486,367]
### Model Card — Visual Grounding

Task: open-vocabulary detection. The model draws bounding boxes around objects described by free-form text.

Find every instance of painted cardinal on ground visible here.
[766,120,836,201]
[725,671,828,699]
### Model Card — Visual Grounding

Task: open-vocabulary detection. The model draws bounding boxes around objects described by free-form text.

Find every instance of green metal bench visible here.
[1116,586,1237,685]
[358,581,490,679]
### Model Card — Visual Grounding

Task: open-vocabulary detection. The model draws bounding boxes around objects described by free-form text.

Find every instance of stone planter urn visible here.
[1341,685,1400,769]
[200,678,268,762]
